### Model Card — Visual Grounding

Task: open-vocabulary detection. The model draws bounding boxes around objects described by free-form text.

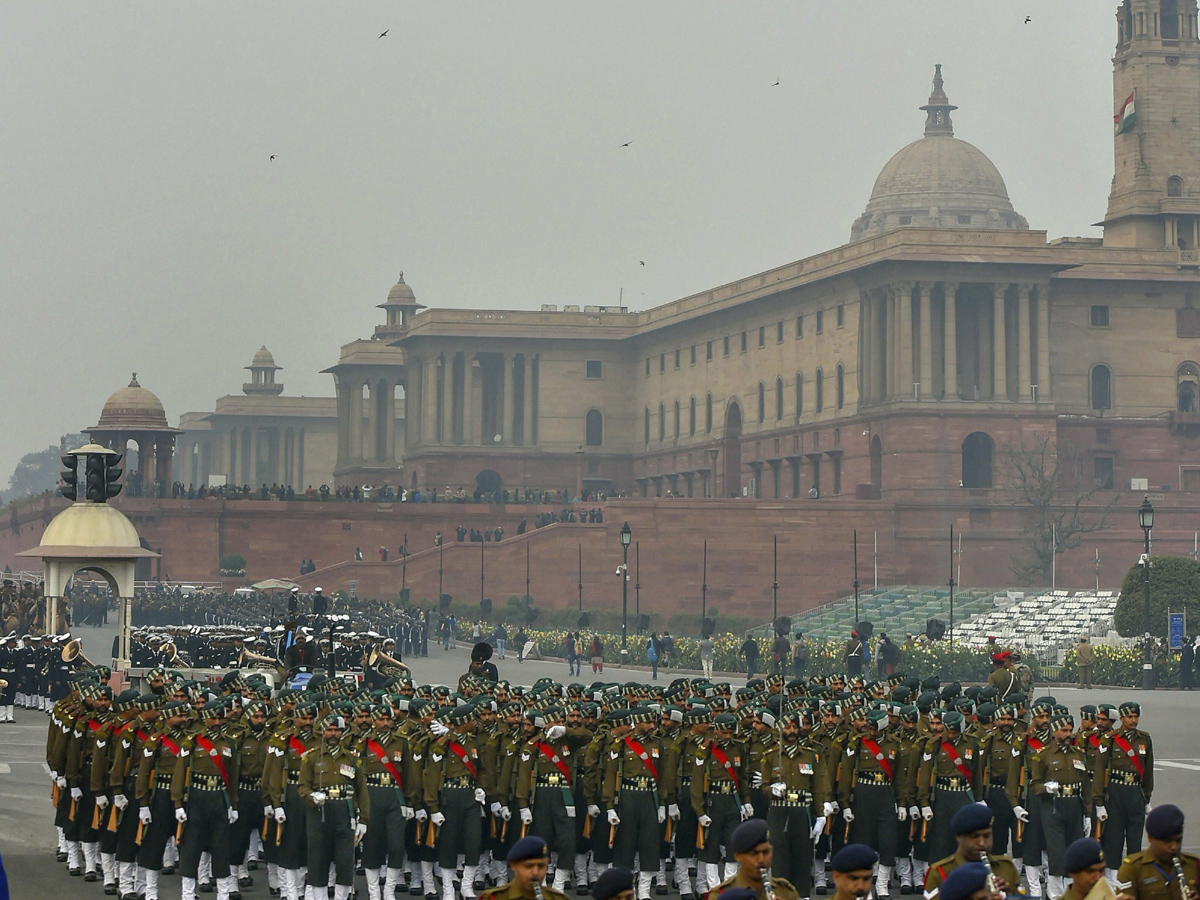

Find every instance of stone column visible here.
[462,358,475,445]
[898,282,914,400]
[522,355,534,445]
[384,381,396,462]
[943,283,959,400]
[1036,284,1052,400]
[1017,284,1032,401]
[502,353,515,443]
[919,282,933,400]
[887,286,899,399]
[422,357,438,446]
[365,380,378,464]
[860,292,873,403]
[992,283,1008,400]
[349,379,364,460]
[248,428,259,483]
[403,369,416,449]
[441,360,453,448]
[874,292,887,401]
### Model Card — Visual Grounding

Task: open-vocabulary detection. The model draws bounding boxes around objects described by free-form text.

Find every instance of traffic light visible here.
[59,455,78,501]
[83,452,123,502]
[105,454,123,500]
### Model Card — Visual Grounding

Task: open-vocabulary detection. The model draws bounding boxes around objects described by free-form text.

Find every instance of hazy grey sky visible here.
[1,2,1117,482]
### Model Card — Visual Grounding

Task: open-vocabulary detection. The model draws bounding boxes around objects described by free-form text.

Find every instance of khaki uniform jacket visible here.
[136,726,189,805]
[477,880,571,900]
[987,668,1019,700]
[424,733,483,813]
[357,728,420,802]
[603,731,675,808]
[980,729,1023,807]
[172,727,241,808]
[1030,739,1089,798]
[298,740,369,820]
[917,733,982,807]
[838,731,905,805]
[923,852,1020,898]
[705,867,801,900]
[689,737,749,816]
[1115,850,1199,900]
[1093,728,1154,804]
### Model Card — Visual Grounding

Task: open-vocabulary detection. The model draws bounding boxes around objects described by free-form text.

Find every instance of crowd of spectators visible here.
[159,482,617,505]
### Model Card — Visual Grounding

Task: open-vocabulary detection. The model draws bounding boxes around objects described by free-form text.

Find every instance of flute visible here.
[980,854,999,893]
[1173,857,1188,900]
[534,880,546,900]
[760,866,776,900]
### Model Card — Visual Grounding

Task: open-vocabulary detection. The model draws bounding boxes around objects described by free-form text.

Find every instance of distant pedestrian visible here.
[700,635,715,678]
[647,633,660,680]
[1076,634,1094,689]
[1180,636,1194,690]
[514,626,529,663]
[494,623,507,659]
[844,630,864,676]
[741,636,759,680]
[771,631,790,677]
[589,635,604,673]
[791,632,808,678]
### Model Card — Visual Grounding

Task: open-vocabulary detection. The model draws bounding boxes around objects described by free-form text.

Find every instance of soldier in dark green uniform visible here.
[921,803,1019,898]
[1032,713,1089,900]
[979,704,1021,860]
[274,702,317,900]
[299,713,369,900]
[136,700,190,900]
[917,711,982,873]
[476,835,571,900]
[893,705,923,894]
[426,704,488,900]
[230,700,269,892]
[66,683,114,882]
[173,701,240,900]
[358,704,417,900]
[691,713,753,888]
[1095,701,1154,876]
[839,707,905,897]
[1114,805,1198,900]
[703,818,802,900]
[670,705,710,900]
[111,693,160,900]
[93,688,141,894]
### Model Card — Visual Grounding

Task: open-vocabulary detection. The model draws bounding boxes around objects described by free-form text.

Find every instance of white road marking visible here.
[1156,761,1200,771]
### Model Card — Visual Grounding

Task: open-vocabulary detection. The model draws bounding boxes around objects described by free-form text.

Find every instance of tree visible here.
[1114,554,1200,640]
[1000,433,1119,584]
[1,433,88,505]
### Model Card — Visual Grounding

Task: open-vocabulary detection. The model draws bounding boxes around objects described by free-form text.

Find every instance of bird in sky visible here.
[1024,16,1031,23]
[269,155,276,161]
[639,261,645,267]
[772,78,780,86]
[378,29,389,38]
[620,141,632,148]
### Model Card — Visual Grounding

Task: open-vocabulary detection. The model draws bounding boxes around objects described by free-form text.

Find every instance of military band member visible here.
[1094,701,1154,872]
[358,704,418,900]
[932,863,1001,900]
[591,866,637,900]
[830,844,881,900]
[1115,805,1198,900]
[704,818,801,900]
[1031,713,1089,900]
[921,804,1018,899]
[476,835,571,900]
[1062,838,1109,900]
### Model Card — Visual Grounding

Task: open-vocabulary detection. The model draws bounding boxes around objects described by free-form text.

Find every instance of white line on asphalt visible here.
[1157,760,1200,771]
[0,764,10,773]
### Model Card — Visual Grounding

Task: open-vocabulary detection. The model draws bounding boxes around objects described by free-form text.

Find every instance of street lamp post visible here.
[620,521,632,663]
[1139,496,1155,690]
[635,542,641,634]
[852,530,859,625]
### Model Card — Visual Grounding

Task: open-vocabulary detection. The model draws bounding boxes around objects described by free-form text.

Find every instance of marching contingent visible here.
[29,634,1200,900]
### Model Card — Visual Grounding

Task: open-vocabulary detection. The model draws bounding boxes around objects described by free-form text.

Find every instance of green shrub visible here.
[1114,555,1200,639]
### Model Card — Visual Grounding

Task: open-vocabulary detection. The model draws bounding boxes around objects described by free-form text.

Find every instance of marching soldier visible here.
[136,700,192,900]
[892,705,923,894]
[691,713,753,889]
[92,689,142,895]
[425,705,489,900]
[359,704,418,900]
[299,713,369,900]
[272,702,318,900]
[230,700,270,893]
[66,683,114,882]
[1031,712,1089,900]
[110,694,161,900]
[921,803,1019,899]
[917,711,982,873]
[838,707,903,897]
[980,705,1021,859]
[672,706,711,900]
[1094,701,1154,872]
[1114,805,1199,900]
[704,818,802,900]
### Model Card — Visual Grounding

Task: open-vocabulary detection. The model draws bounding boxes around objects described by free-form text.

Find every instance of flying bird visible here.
[620,141,632,148]
[269,155,276,161]
[1024,16,1031,23]
[639,261,645,267]
[772,78,780,86]
[379,29,389,38]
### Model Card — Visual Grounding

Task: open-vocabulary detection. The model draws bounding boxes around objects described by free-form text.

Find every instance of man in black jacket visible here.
[1181,637,1195,690]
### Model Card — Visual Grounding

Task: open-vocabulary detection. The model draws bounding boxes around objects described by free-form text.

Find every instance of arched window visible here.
[815,368,824,412]
[644,407,650,445]
[775,377,784,420]
[757,382,765,423]
[705,393,713,433]
[1091,364,1112,410]
[689,397,697,436]
[658,402,665,441]
[673,401,681,439]
[795,373,803,419]
[1178,362,1199,412]
[836,364,845,409]
[962,432,994,488]
[585,409,603,447]
[1168,176,1184,198]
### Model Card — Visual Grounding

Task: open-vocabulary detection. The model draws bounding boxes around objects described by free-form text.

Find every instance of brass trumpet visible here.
[62,639,95,669]
[367,647,410,678]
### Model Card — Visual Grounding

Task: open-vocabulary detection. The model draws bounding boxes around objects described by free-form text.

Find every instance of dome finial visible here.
[129,372,139,387]
[920,63,957,136]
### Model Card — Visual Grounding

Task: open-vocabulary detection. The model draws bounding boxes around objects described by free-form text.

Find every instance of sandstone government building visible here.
[6,1,1200,615]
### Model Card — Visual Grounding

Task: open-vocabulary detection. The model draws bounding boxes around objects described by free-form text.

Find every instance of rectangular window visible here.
[1093,457,1114,490]
[1091,305,1110,327]
[816,311,824,334]
[674,349,681,369]
[833,456,842,495]
[659,353,666,374]
[706,340,713,361]
[836,304,845,328]
[740,331,748,352]
[758,326,765,348]
[585,360,603,379]
[898,215,912,225]
[645,358,650,377]
[777,321,784,343]
[796,316,803,338]
[690,345,697,365]
[723,336,730,357]
[958,214,971,224]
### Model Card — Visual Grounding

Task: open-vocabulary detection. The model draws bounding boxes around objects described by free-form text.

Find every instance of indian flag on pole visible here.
[1115,90,1136,135]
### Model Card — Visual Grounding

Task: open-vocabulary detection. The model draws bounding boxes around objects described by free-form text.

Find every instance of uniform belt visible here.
[857,772,890,785]
[771,790,813,807]
[322,786,353,799]
[679,776,692,786]
[1108,771,1141,786]
[1056,783,1083,798]
[190,773,226,791]
[621,777,657,791]
[442,776,473,789]
[239,778,262,792]
[286,771,302,785]
[935,775,970,791]
[989,778,1008,787]
[154,774,173,791]
[366,773,398,787]
[707,781,738,794]
[536,774,569,787]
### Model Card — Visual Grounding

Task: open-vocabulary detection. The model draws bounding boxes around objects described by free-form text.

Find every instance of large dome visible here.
[95,373,169,430]
[851,66,1027,240]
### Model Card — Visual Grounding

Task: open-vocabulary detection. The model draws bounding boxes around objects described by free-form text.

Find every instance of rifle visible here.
[91,802,103,830]
[135,818,146,846]
[107,802,120,833]
[696,746,709,848]
[424,821,437,847]
[51,780,61,807]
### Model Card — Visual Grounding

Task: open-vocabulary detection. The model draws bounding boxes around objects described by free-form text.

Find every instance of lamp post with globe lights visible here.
[620,521,632,663]
[1139,496,1155,690]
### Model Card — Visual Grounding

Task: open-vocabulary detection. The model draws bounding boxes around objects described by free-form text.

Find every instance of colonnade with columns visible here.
[336,374,400,467]
[406,350,538,449]
[860,280,1051,404]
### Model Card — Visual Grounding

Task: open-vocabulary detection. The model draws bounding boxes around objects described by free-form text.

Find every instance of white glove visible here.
[771,782,787,798]
[811,817,826,840]
[139,807,153,824]
[430,721,449,737]
[474,788,486,805]
[175,807,188,823]
[607,809,620,825]
[402,806,415,820]
[500,806,511,821]
[1044,780,1060,796]
[114,793,129,810]
[70,787,83,801]
[96,794,110,810]
[431,812,446,826]
[751,771,764,788]
[921,806,934,821]
[823,801,836,817]
[56,775,68,789]
[545,725,566,740]
[668,803,680,820]
[491,802,503,816]
[658,806,667,823]
[843,808,855,822]
[50,770,59,783]
[1083,818,1092,838]
[588,804,601,818]
[355,821,368,840]
[829,801,840,813]
[897,806,907,822]
[520,808,533,825]
[310,791,327,806]
[228,809,239,824]
[1095,805,1108,822]
[415,808,428,822]
[263,805,274,819]
[698,814,713,827]
[909,805,920,819]
[274,807,287,823]
[740,802,755,819]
